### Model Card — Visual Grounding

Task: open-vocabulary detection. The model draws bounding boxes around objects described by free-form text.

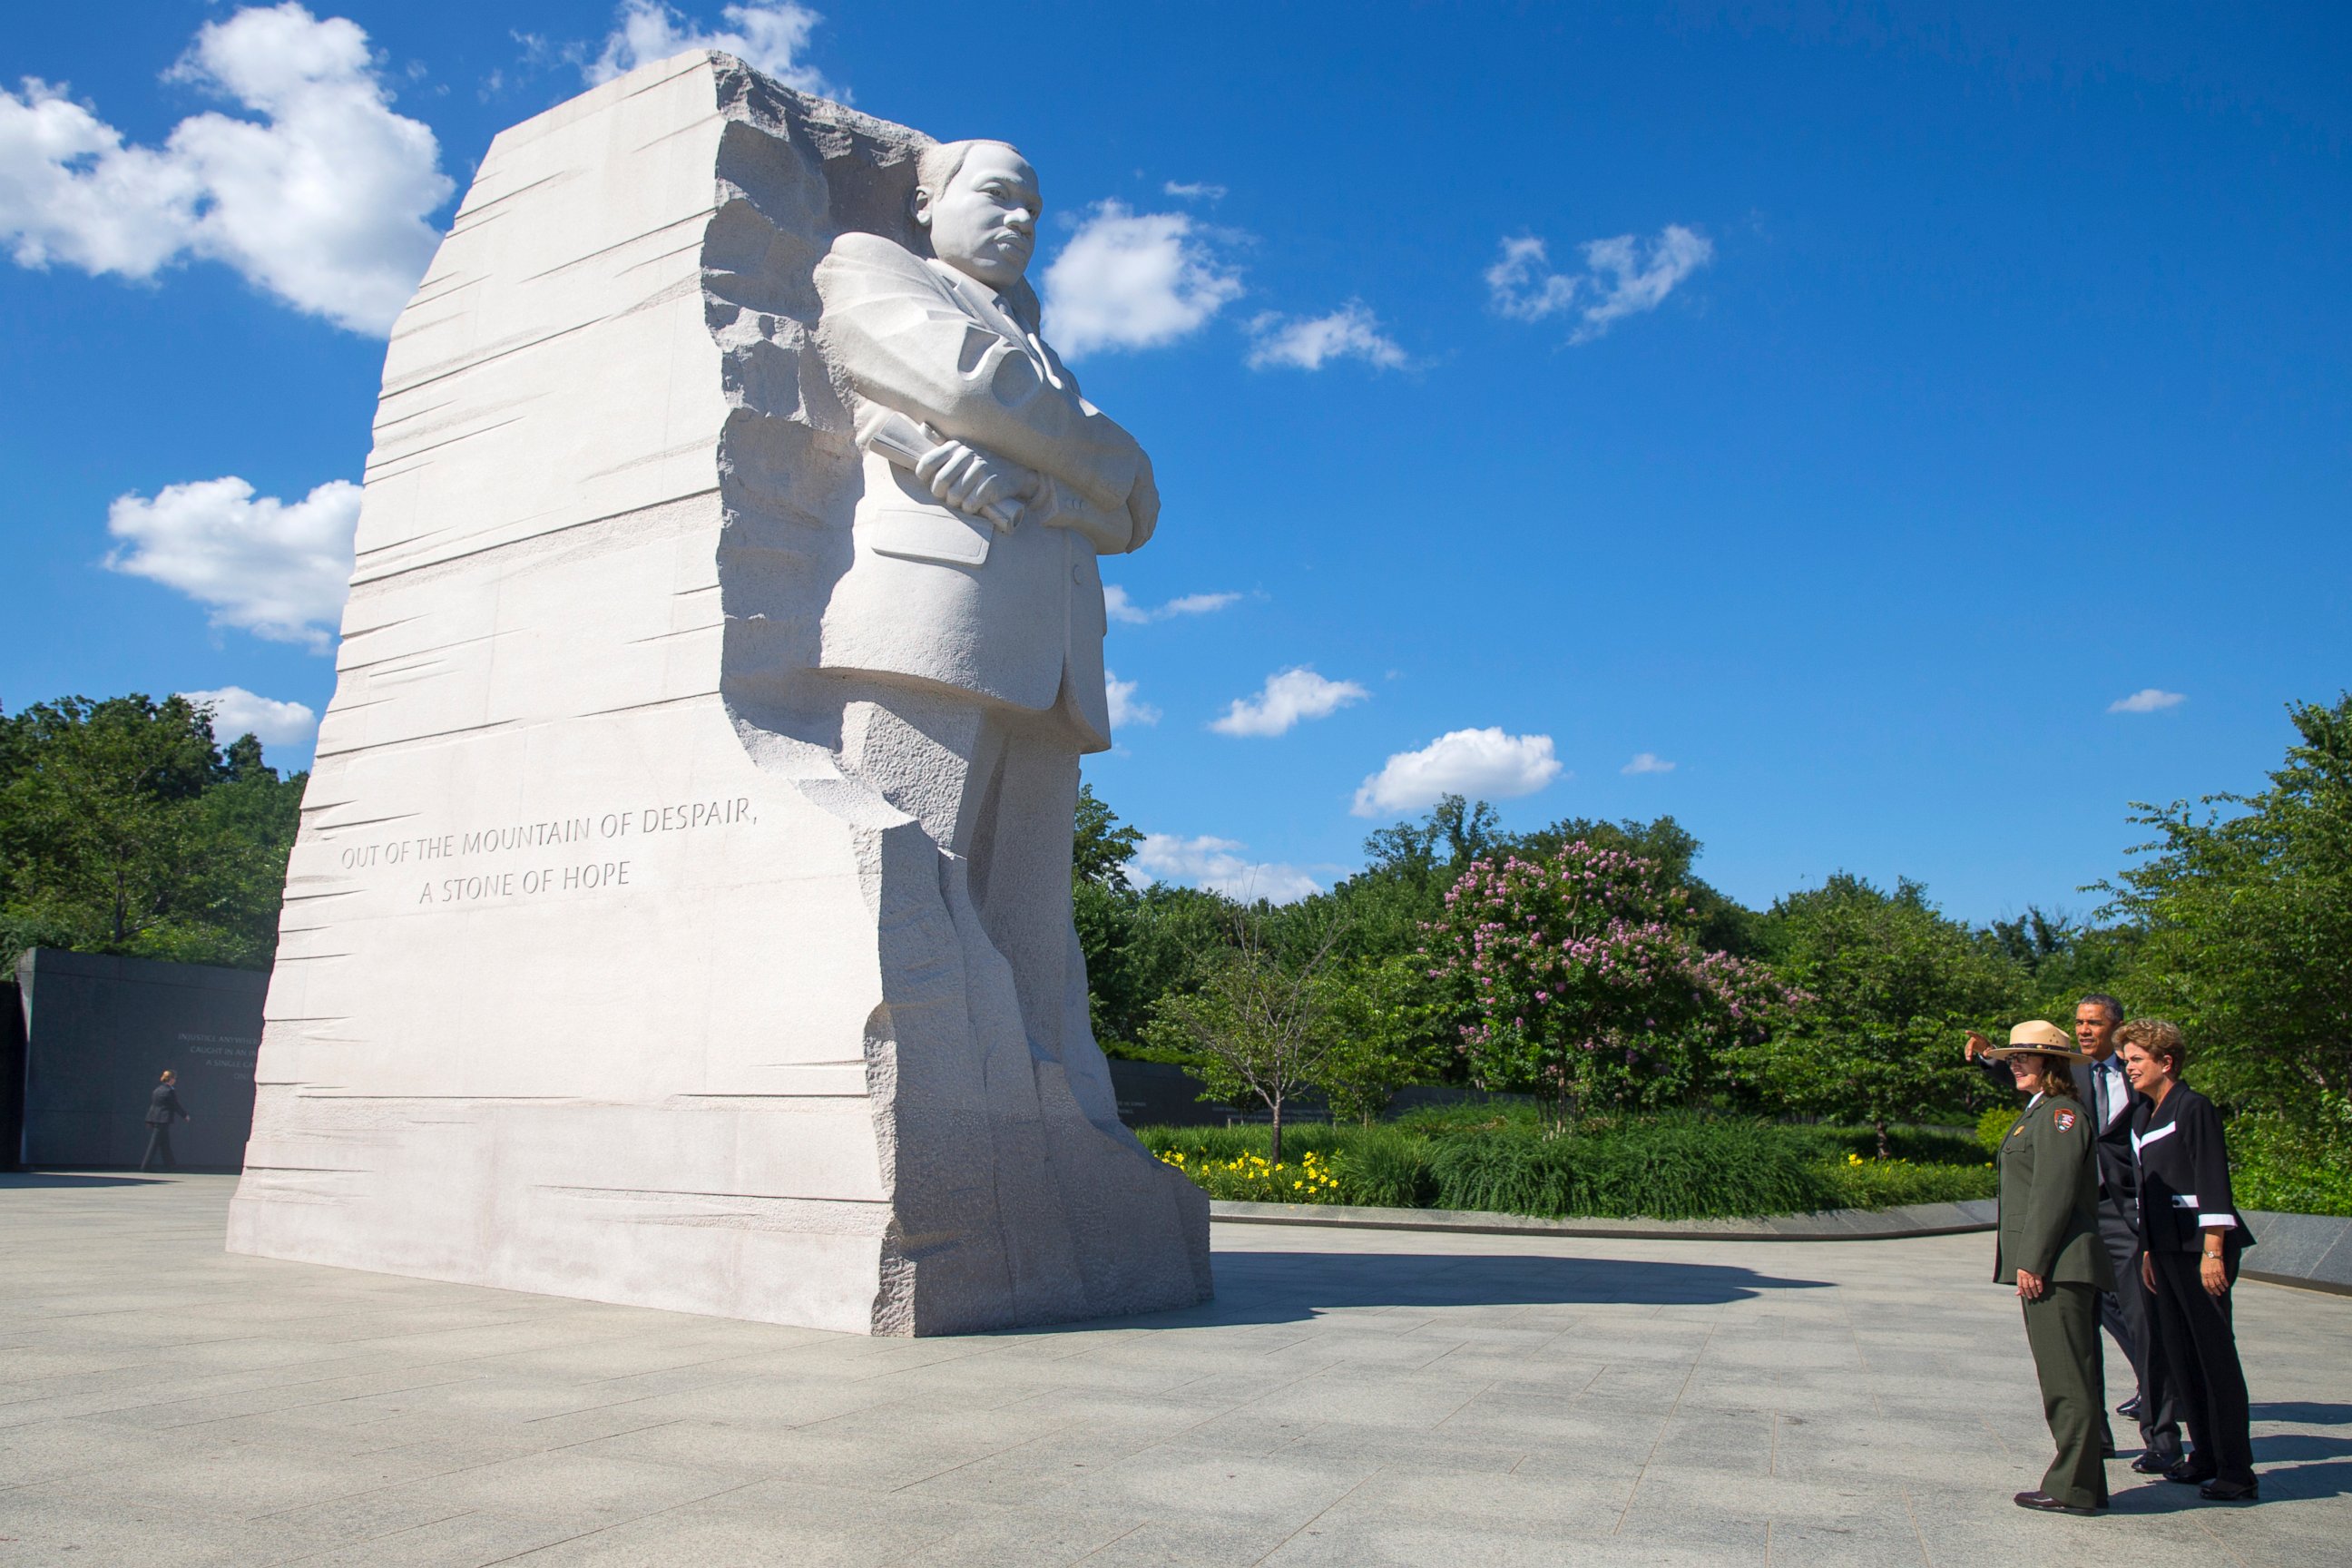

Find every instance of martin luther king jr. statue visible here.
[228,62,1208,1337]
[804,135,1203,1327]
[814,140,1154,1132]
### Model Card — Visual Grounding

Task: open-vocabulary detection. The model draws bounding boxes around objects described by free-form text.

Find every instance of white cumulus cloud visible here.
[1485,236,1576,321]
[2109,689,2186,714]
[1245,301,1407,371]
[179,685,318,747]
[1162,180,1226,201]
[1352,728,1563,817]
[1622,752,1676,775]
[1105,671,1159,729]
[1210,668,1368,739]
[583,1,839,96]
[1103,585,1240,625]
[1041,201,1243,359]
[1486,225,1712,343]
[0,5,454,335]
[1132,833,1323,906]
[106,475,360,652]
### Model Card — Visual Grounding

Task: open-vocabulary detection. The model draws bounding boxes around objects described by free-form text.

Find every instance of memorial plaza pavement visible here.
[2,1173,2346,1566]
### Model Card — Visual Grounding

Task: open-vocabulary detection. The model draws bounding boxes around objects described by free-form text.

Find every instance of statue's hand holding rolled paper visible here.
[857,406,1034,531]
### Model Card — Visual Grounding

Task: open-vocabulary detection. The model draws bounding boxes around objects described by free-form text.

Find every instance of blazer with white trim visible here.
[2131,1083,2257,1256]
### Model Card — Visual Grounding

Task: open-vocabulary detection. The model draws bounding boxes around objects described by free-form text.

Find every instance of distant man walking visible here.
[140,1070,190,1172]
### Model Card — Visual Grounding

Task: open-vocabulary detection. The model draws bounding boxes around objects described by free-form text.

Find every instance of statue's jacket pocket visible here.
[858,504,992,568]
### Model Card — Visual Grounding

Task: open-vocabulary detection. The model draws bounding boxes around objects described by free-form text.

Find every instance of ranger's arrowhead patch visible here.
[2053,1108,2078,1132]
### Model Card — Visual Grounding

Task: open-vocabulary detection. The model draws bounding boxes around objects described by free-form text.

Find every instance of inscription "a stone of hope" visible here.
[328,795,758,908]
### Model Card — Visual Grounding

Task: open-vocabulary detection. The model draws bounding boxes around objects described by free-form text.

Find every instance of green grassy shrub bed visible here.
[2227,1114,2352,1218]
[1137,1112,1994,1220]
[1818,1152,1995,1209]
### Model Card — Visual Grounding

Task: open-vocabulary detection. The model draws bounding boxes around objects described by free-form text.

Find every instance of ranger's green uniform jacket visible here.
[1994,1094,2115,1289]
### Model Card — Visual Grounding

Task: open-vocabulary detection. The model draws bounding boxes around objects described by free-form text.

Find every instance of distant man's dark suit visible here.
[1980,1052,2182,1461]
[141,1083,187,1172]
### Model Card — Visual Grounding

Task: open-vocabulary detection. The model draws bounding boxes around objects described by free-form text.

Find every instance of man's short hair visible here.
[915,139,1025,204]
[2078,993,2125,1024]
[2113,1017,2186,1073]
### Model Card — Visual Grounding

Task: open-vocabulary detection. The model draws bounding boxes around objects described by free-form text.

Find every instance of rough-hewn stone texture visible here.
[227,52,1210,1335]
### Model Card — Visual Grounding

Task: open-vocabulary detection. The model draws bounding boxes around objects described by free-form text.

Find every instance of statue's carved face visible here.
[917,143,1040,290]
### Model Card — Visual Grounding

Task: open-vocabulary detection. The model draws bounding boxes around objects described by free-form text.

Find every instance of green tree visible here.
[1742,874,2020,1155]
[1070,781,1239,1053]
[1316,954,1449,1124]
[1424,840,1789,1132]
[1304,796,1496,967]
[1508,813,1762,957]
[1073,780,1142,890]
[0,693,306,968]
[1982,905,2141,1024]
[1142,912,1341,1165]
[2104,694,2352,1132]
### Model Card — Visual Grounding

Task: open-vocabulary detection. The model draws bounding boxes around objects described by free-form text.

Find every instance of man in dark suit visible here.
[1970,995,2184,1470]
[140,1070,189,1172]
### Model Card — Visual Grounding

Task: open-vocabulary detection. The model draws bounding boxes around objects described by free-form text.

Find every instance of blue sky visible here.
[5,2,2347,923]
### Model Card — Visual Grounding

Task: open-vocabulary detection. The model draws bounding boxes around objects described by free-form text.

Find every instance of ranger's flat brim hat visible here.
[1983,1020,2096,1060]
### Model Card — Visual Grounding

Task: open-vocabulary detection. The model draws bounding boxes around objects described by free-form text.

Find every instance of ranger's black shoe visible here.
[2014,1491,2102,1516]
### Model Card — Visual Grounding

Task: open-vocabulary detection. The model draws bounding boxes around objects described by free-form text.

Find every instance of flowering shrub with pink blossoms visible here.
[1424,840,1799,1131]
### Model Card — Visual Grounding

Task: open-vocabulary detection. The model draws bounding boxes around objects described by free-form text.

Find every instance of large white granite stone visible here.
[226,52,1212,1335]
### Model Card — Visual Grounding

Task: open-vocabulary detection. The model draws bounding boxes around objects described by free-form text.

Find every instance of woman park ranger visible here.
[1976,1020,2113,1515]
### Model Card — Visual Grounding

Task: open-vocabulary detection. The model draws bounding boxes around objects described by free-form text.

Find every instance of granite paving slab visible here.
[2,1173,2347,1566]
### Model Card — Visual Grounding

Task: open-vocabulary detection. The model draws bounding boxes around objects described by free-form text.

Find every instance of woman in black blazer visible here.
[2117,1018,2258,1503]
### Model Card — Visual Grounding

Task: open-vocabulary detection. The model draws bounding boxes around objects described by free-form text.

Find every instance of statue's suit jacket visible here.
[813,230,1158,750]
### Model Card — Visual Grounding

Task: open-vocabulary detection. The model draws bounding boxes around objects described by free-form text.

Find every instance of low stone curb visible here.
[1207,1197,1998,1242]
[1208,1200,2352,1294]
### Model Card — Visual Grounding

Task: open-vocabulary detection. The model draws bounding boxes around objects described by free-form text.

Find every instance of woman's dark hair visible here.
[2020,1054,2082,1101]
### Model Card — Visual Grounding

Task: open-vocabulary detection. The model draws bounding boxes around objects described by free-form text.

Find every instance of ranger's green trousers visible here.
[2024,1281,2109,1509]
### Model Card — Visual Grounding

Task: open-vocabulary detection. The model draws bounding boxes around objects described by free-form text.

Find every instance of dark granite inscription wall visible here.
[15,949,268,1170]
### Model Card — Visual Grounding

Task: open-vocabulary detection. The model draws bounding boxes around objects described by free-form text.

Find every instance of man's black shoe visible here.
[2163,1461,2217,1485]
[2014,1490,2102,1516]
[2117,1395,2141,1418]
[2199,1478,2259,1503]
[2131,1452,2179,1475]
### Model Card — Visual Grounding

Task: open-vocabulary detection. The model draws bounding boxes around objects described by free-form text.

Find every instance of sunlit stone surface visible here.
[227,52,1210,1335]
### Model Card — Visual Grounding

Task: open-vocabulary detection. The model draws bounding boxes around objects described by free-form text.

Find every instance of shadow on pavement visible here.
[2251,1459,2352,1501]
[2256,1401,2352,1426]
[0,1171,170,1188]
[1116,1250,1832,1327]
[2255,1432,2352,1462]
[2108,1411,2352,1507]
